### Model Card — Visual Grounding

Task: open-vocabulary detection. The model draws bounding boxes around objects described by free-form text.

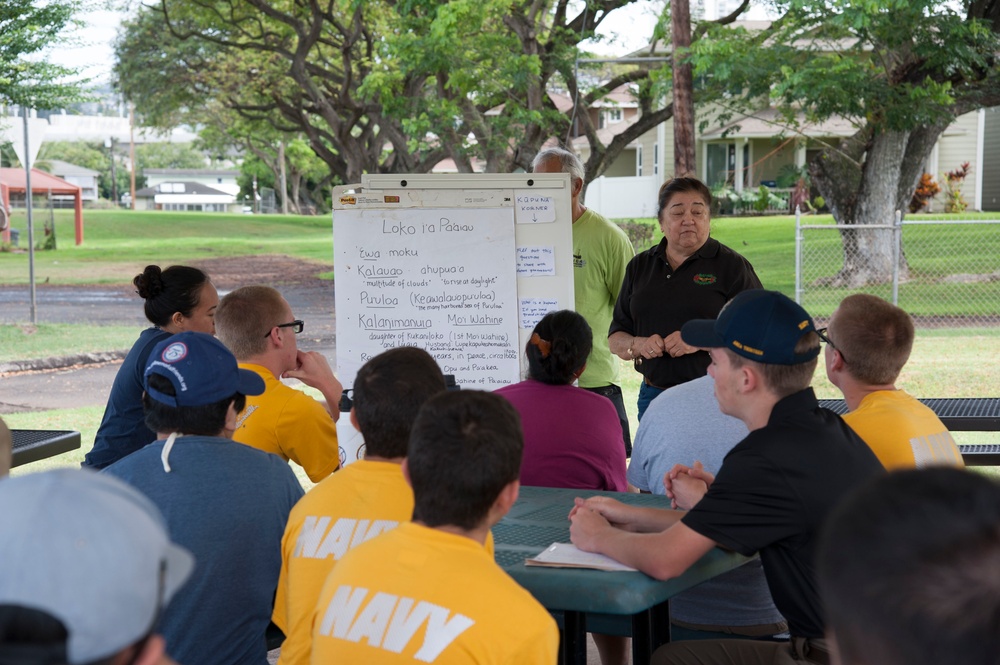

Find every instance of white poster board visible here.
[334,206,520,391]
[332,173,575,464]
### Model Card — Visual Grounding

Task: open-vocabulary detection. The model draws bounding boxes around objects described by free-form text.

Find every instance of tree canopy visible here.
[0,0,89,109]
[115,0,691,185]
[689,0,1000,284]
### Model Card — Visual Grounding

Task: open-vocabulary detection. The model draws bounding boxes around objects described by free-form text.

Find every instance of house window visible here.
[637,145,644,177]
[605,108,623,125]
[654,144,659,176]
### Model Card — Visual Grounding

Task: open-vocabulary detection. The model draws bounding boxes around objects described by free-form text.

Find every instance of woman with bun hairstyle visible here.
[496,310,627,491]
[82,265,218,469]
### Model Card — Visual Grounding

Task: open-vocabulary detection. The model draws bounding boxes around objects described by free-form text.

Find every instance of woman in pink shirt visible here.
[496,310,627,491]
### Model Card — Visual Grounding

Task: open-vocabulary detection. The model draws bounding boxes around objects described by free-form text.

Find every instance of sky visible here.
[48,7,124,86]
[47,1,670,86]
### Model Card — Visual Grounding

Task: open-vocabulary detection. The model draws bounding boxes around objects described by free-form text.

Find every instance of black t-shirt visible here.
[682,388,885,638]
[610,236,761,387]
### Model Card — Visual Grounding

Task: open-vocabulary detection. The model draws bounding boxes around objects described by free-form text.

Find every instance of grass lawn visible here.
[3,208,997,483]
[1,208,335,285]
[0,324,139,361]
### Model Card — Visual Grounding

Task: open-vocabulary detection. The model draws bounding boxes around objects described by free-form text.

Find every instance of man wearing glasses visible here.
[216,285,344,483]
[822,293,963,469]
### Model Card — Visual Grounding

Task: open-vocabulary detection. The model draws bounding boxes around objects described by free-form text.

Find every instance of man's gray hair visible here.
[532,147,585,183]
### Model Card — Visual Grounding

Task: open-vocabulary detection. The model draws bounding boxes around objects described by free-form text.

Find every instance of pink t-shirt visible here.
[496,380,627,491]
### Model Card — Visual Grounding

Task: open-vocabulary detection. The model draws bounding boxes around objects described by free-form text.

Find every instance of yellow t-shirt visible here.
[275,460,414,665]
[310,522,557,664]
[843,390,964,470]
[233,363,339,483]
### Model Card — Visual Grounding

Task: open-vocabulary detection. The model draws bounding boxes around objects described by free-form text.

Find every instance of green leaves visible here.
[0,0,89,109]
[691,0,999,134]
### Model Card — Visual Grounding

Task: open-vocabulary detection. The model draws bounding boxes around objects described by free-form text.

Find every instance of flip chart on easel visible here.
[332,173,575,394]
[334,206,520,391]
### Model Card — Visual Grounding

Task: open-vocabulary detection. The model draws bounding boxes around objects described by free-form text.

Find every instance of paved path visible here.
[0,283,338,414]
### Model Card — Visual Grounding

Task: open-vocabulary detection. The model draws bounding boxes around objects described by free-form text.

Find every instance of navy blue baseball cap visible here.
[145,331,265,407]
[681,289,820,365]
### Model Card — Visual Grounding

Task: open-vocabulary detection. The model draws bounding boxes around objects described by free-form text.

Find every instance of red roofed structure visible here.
[0,168,84,246]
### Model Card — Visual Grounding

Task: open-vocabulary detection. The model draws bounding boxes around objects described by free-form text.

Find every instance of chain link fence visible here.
[796,211,1000,329]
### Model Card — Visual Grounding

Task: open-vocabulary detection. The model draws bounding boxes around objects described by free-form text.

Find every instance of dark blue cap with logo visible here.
[681,289,819,365]
[145,331,265,407]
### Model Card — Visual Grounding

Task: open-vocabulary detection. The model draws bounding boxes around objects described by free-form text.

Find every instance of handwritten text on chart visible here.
[516,246,556,276]
[514,194,555,224]
[519,298,560,329]
[334,207,519,391]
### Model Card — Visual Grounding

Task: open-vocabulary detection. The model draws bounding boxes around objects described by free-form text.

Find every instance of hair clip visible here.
[529,332,552,358]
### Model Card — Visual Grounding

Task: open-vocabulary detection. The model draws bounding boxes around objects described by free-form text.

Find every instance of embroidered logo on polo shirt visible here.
[693,273,717,285]
[573,253,585,268]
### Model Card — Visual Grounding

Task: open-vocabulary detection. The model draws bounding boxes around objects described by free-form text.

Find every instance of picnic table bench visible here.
[818,397,1000,465]
[11,429,81,468]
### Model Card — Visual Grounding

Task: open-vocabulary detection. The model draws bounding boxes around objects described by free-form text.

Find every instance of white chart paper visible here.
[335,207,520,390]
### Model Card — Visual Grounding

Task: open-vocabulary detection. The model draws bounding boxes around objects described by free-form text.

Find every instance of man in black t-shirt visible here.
[570,290,883,665]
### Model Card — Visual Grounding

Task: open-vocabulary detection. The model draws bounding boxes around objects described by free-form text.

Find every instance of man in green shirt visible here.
[533,147,635,454]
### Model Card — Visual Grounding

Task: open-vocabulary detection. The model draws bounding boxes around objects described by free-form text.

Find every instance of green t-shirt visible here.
[572,208,634,388]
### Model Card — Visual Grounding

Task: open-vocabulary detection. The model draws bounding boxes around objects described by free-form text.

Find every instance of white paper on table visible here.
[525,542,637,572]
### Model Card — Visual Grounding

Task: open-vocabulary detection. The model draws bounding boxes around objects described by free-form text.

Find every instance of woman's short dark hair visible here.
[656,176,712,221]
[525,310,592,385]
[134,265,210,327]
[142,373,246,436]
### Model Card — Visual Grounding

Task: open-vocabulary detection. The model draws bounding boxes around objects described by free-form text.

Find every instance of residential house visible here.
[144,169,240,196]
[41,160,101,202]
[132,181,240,213]
[581,22,1000,218]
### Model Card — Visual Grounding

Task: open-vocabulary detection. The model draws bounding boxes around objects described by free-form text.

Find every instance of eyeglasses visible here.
[816,327,846,363]
[264,319,304,337]
[667,206,708,221]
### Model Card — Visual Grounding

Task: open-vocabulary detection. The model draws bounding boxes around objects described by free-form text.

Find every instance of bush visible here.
[942,162,970,213]
[616,219,656,250]
[909,173,940,213]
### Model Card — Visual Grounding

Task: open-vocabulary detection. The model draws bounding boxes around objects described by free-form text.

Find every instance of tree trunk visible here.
[809,127,943,287]
[672,0,696,175]
[289,173,302,215]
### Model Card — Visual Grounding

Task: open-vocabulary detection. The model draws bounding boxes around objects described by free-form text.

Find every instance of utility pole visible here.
[672,0,696,176]
[106,137,118,206]
[129,104,137,210]
[23,107,37,324]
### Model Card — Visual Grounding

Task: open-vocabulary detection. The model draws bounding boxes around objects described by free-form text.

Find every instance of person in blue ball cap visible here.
[102,331,304,665]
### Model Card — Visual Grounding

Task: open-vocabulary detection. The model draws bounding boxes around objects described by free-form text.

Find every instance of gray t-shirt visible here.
[629,375,785,629]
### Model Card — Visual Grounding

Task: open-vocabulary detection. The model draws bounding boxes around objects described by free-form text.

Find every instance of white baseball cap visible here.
[0,469,194,664]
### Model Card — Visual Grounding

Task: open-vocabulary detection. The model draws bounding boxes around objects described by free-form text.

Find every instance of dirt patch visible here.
[187,255,332,291]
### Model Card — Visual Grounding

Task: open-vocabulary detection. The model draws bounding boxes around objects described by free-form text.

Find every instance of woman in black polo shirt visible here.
[609,177,761,419]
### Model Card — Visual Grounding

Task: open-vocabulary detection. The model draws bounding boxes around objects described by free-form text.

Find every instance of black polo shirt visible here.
[681,388,885,638]
[609,236,761,387]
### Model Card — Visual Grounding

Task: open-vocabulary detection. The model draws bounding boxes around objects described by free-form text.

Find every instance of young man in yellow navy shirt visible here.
[310,390,558,664]
[273,347,448,665]
[823,293,963,469]
[215,285,342,483]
